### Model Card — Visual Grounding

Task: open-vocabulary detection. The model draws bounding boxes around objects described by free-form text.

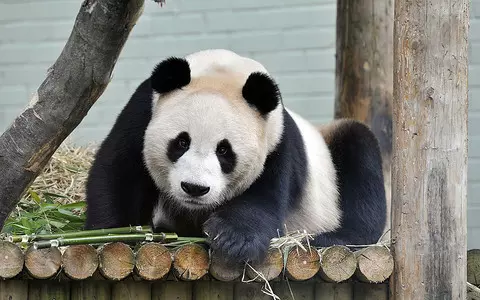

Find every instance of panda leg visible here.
[315,119,387,247]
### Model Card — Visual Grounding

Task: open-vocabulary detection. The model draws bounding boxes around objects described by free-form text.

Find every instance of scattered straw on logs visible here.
[0,240,397,283]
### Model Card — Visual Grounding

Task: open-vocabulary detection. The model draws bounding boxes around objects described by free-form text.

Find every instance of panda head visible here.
[143,49,284,211]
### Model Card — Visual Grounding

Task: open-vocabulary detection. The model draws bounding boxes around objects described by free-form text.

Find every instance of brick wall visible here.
[0,0,479,248]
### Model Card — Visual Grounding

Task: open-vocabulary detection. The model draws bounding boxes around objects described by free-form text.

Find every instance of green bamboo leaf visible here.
[43,192,68,198]
[29,190,42,204]
[49,220,67,229]
[59,201,86,209]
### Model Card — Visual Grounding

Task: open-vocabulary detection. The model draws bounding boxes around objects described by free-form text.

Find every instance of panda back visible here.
[283,108,341,234]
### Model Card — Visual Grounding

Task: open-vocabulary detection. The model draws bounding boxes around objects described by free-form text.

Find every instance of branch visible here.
[0,0,145,229]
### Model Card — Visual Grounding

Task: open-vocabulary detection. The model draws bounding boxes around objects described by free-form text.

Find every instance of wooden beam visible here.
[390,0,469,298]
[0,0,145,229]
[334,0,394,235]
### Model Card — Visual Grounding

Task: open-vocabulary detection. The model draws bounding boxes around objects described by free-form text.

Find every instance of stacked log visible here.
[0,241,398,283]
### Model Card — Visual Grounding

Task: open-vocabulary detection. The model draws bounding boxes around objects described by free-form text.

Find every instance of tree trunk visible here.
[390,0,469,298]
[334,0,394,237]
[0,0,145,228]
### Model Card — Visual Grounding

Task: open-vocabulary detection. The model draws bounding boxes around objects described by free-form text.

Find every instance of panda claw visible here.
[203,214,270,265]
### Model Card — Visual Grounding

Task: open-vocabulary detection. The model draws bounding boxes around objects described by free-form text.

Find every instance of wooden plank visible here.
[28,281,70,300]
[0,280,28,300]
[70,281,111,300]
[192,281,233,300]
[353,283,387,300]
[270,281,315,300]
[315,282,353,300]
[233,282,272,300]
[152,281,192,300]
[391,0,469,298]
[111,281,151,300]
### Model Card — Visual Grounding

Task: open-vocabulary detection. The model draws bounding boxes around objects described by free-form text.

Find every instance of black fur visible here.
[85,79,159,229]
[242,72,281,116]
[167,131,191,163]
[216,139,236,174]
[203,109,307,264]
[311,120,387,248]
[150,57,191,94]
[85,59,386,265]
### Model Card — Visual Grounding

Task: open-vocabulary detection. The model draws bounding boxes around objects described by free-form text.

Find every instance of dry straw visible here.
[22,140,96,205]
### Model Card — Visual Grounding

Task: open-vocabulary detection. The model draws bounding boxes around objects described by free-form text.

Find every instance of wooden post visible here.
[391,0,469,298]
[334,0,394,235]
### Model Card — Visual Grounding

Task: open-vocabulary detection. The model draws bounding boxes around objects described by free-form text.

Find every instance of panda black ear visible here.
[150,57,191,94]
[242,72,281,116]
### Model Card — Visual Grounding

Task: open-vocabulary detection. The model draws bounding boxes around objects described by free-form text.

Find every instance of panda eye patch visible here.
[216,139,236,174]
[167,131,190,163]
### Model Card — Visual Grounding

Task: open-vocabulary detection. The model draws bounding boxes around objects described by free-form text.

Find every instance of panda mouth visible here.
[184,199,204,206]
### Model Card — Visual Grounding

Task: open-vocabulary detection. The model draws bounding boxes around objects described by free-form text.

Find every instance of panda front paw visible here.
[203,214,271,265]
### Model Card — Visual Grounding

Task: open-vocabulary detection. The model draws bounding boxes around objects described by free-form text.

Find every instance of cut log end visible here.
[209,255,243,282]
[62,244,98,280]
[98,242,134,281]
[246,248,284,282]
[0,241,24,279]
[319,245,357,283]
[355,246,394,283]
[173,244,209,281]
[135,243,172,281]
[468,249,480,286]
[285,246,321,281]
[24,246,62,279]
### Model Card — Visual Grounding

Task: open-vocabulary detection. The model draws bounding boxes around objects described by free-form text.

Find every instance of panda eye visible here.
[178,138,189,149]
[216,146,228,156]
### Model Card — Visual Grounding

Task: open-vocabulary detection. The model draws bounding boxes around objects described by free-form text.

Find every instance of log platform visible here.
[0,240,478,299]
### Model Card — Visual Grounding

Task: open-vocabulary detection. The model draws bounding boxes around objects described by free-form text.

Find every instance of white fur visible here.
[146,49,340,235]
[284,109,342,233]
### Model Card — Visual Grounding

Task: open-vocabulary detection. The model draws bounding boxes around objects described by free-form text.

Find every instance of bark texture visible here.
[0,0,145,228]
[334,0,394,235]
[390,0,469,298]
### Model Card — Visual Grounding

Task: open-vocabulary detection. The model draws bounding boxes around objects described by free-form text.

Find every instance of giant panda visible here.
[85,49,387,265]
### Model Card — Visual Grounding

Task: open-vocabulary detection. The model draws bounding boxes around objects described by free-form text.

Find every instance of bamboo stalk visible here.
[0,241,24,279]
[7,225,154,243]
[33,232,178,249]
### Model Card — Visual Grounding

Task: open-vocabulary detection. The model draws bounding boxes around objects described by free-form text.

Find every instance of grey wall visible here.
[0,0,479,248]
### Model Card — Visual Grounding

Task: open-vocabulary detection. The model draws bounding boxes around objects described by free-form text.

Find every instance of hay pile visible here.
[22,142,97,205]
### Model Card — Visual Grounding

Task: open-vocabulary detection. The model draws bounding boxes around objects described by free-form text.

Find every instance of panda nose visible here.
[181,182,210,197]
